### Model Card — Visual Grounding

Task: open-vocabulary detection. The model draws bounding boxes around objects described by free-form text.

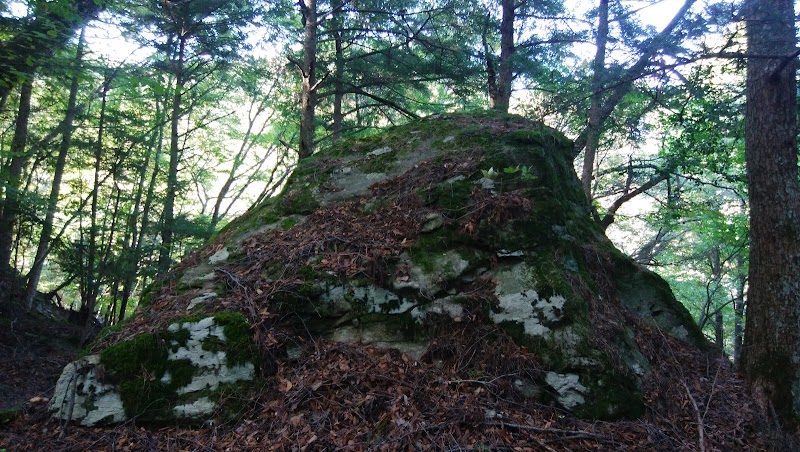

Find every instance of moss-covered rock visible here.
[49,312,258,426]
[52,112,705,424]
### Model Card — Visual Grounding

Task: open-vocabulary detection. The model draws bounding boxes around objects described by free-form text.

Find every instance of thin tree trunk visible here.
[159,35,187,273]
[713,310,723,349]
[120,102,165,322]
[83,87,106,321]
[581,0,609,198]
[210,96,271,231]
[0,79,33,281]
[490,0,515,112]
[299,0,318,159]
[24,28,87,308]
[72,94,116,329]
[571,0,696,161]
[741,0,800,421]
[332,0,344,141]
[732,258,746,369]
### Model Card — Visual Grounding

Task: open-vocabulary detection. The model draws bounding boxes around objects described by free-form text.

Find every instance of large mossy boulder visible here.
[51,112,704,425]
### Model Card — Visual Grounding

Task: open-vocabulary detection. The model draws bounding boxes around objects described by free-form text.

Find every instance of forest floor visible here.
[2,305,800,451]
[0,307,82,413]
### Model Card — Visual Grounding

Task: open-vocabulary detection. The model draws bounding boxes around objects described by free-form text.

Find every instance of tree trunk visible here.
[159,35,187,273]
[81,81,118,329]
[0,78,33,282]
[713,310,723,349]
[488,0,515,112]
[332,32,344,139]
[299,0,318,159]
[24,28,87,308]
[120,102,165,322]
[732,267,745,369]
[581,0,609,198]
[741,0,800,421]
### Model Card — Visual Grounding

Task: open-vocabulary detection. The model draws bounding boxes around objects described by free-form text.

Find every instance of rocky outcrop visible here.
[51,112,705,425]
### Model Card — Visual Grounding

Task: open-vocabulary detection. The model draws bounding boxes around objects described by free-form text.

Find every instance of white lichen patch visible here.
[490,263,567,336]
[368,146,393,156]
[395,251,470,295]
[491,291,567,336]
[421,212,444,232]
[545,371,587,409]
[178,266,218,289]
[411,296,464,322]
[174,397,216,418]
[329,323,427,360]
[352,286,417,314]
[187,292,217,310]
[49,355,126,427]
[323,167,389,204]
[167,317,256,395]
[669,325,689,340]
[208,248,229,264]
[497,249,526,257]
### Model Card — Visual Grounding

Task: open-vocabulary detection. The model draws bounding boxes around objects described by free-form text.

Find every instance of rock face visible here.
[51,112,704,424]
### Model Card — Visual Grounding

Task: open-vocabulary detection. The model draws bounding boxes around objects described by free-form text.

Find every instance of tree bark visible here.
[159,35,187,273]
[581,0,609,198]
[732,259,746,369]
[741,0,800,421]
[488,0,515,112]
[0,78,33,282]
[24,28,87,308]
[331,0,345,141]
[299,0,318,159]
[120,102,165,322]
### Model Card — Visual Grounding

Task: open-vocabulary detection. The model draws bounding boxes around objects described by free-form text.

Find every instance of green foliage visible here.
[607,66,748,353]
[501,165,537,181]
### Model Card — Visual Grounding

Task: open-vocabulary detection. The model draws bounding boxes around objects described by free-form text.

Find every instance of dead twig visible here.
[681,379,706,452]
[481,421,609,440]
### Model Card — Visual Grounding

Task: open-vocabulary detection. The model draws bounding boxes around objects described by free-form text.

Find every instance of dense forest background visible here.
[0,0,766,373]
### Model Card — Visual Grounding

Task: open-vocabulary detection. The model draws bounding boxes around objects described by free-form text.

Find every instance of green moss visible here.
[210,379,264,423]
[359,312,423,341]
[509,127,572,152]
[168,328,191,352]
[281,217,299,230]
[212,311,259,367]
[281,188,319,215]
[426,178,474,212]
[138,279,163,308]
[572,368,645,420]
[216,199,282,240]
[408,229,457,270]
[80,321,127,357]
[99,333,180,418]
[116,358,196,418]
[0,407,22,424]
[100,333,168,380]
[355,152,396,173]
